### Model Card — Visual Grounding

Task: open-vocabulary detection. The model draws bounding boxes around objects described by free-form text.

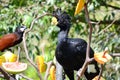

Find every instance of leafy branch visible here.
[0,47,22,80]
[22,13,52,80]
[76,0,120,79]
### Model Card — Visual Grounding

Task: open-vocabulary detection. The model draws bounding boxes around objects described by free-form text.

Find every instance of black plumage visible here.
[52,9,100,80]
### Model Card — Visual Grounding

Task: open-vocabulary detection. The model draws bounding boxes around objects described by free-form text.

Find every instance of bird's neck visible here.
[14,32,23,40]
[58,28,69,43]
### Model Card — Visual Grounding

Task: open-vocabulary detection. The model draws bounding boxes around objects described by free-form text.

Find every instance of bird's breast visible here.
[55,47,82,70]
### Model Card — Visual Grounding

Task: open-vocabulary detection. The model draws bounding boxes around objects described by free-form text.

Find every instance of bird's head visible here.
[15,25,26,33]
[51,9,71,30]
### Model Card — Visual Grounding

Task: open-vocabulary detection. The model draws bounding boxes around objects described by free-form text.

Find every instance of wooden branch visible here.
[17,47,21,62]
[106,4,120,10]
[0,67,15,80]
[23,13,52,80]
[76,58,94,80]
[73,17,120,25]
[100,0,120,10]
[98,19,116,34]
[44,61,54,80]
[25,13,52,33]
[91,20,120,25]
[23,31,43,80]
[98,65,104,80]
[85,5,93,60]
[76,52,120,79]
[110,53,120,57]
[77,1,94,79]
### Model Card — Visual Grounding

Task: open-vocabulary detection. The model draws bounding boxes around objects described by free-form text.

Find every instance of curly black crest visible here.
[53,9,71,30]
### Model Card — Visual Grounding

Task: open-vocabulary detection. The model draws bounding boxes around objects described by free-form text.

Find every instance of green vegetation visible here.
[0,0,120,80]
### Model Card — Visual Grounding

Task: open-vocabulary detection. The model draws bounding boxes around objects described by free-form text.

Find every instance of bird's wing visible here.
[0,33,18,51]
[69,38,94,58]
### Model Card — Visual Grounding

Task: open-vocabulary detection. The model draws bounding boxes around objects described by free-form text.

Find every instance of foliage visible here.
[0,0,120,80]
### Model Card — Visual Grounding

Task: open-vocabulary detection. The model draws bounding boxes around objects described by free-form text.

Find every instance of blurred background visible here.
[0,0,120,80]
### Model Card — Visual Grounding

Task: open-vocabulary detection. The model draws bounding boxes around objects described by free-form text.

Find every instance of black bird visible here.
[0,25,26,51]
[52,9,100,80]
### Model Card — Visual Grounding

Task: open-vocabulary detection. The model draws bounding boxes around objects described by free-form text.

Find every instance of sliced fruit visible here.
[2,62,27,74]
[74,0,85,15]
[9,54,17,62]
[0,56,6,66]
[2,51,17,62]
[39,63,47,73]
[94,51,112,64]
[36,56,44,65]
[50,65,56,80]
[3,51,13,61]
[36,55,47,73]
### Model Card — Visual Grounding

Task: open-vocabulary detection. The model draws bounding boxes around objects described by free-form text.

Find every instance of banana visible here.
[74,0,85,15]
[50,65,56,80]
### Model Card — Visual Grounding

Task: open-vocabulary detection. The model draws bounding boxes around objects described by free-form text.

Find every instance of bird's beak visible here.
[20,26,26,32]
[51,17,58,26]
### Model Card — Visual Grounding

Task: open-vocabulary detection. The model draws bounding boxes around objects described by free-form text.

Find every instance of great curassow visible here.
[0,25,26,52]
[52,9,100,80]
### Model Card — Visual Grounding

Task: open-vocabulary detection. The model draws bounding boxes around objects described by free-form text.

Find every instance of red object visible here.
[0,26,26,51]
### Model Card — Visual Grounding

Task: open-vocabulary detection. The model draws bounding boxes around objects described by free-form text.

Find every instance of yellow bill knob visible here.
[51,17,58,25]
[50,65,56,80]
